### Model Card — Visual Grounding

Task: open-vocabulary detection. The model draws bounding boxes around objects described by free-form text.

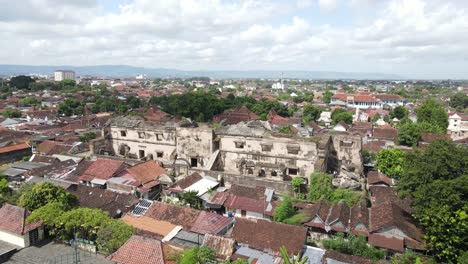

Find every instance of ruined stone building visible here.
[92,116,362,186]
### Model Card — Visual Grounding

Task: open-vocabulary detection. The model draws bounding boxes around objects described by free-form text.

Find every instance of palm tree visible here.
[280,245,309,264]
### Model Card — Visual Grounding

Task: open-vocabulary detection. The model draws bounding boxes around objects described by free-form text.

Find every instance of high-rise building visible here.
[54,70,75,81]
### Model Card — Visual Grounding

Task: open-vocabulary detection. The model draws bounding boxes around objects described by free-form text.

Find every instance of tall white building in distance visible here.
[54,70,75,81]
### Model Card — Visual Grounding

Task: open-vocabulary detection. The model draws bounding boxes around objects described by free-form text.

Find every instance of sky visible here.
[0,0,467,79]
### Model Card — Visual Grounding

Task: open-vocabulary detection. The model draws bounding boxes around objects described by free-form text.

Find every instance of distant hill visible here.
[0,64,404,80]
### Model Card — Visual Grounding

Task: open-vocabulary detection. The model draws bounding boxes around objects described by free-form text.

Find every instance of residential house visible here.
[67,185,139,217]
[448,112,468,140]
[79,159,126,187]
[220,184,275,220]
[231,218,308,256]
[202,234,236,260]
[373,124,398,142]
[213,106,259,125]
[0,143,31,165]
[0,204,44,248]
[332,121,349,132]
[107,235,164,264]
[107,160,167,199]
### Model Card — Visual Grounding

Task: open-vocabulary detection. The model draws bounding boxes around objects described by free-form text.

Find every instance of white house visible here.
[0,204,44,248]
[448,112,468,140]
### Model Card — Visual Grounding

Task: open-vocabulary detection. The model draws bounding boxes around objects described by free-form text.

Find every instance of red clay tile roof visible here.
[108,235,164,264]
[363,140,386,152]
[213,106,259,124]
[331,93,347,101]
[349,201,369,231]
[420,132,450,143]
[368,234,404,252]
[367,171,393,186]
[127,160,166,185]
[353,94,378,103]
[145,201,200,230]
[0,204,42,235]
[373,124,398,140]
[67,185,138,216]
[0,143,30,154]
[326,203,350,227]
[232,218,307,255]
[176,172,203,189]
[370,202,423,242]
[374,94,405,101]
[79,159,125,181]
[190,211,233,235]
[144,108,174,123]
[37,140,74,155]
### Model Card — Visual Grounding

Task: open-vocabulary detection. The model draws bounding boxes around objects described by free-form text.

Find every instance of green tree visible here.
[96,219,136,253]
[19,96,38,106]
[126,96,141,109]
[390,106,408,120]
[415,98,448,133]
[332,108,352,124]
[291,177,304,199]
[323,91,333,104]
[279,125,295,135]
[308,173,360,206]
[178,246,215,264]
[322,233,386,260]
[79,132,97,143]
[19,181,78,211]
[58,98,84,116]
[9,75,35,89]
[274,196,295,222]
[398,139,468,262]
[179,191,201,209]
[449,92,468,111]
[1,108,22,118]
[302,104,323,123]
[375,148,406,179]
[0,174,9,195]
[280,245,309,264]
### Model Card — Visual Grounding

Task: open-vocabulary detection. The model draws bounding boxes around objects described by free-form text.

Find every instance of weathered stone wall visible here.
[218,135,318,179]
[331,133,363,173]
[176,126,213,169]
[200,169,293,195]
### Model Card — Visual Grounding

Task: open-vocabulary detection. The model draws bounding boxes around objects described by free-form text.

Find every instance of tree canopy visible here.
[1,108,21,118]
[178,246,216,264]
[375,148,406,179]
[308,173,360,206]
[274,196,295,222]
[415,98,448,133]
[19,181,78,211]
[449,92,468,111]
[9,75,35,90]
[398,139,468,262]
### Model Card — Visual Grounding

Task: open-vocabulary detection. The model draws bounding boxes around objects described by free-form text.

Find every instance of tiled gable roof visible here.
[79,159,125,181]
[370,202,423,242]
[367,171,393,186]
[145,201,200,230]
[373,124,398,140]
[108,235,164,264]
[232,218,307,256]
[127,160,166,185]
[176,172,203,189]
[0,143,30,154]
[67,185,138,216]
[190,211,233,235]
[0,204,42,235]
[203,234,236,259]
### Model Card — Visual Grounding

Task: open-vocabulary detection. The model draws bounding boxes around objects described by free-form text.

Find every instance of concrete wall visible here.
[202,170,293,196]
[376,226,407,239]
[218,135,318,178]
[110,125,176,162]
[0,229,26,247]
[176,127,213,169]
[331,133,363,173]
[225,208,268,220]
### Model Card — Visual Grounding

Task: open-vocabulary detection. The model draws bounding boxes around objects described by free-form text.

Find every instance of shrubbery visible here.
[322,233,386,260]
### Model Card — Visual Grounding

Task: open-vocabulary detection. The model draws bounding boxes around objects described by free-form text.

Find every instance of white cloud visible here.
[0,0,467,78]
[318,0,338,10]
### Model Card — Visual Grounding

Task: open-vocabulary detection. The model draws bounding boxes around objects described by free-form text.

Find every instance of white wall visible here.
[0,229,26,247]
